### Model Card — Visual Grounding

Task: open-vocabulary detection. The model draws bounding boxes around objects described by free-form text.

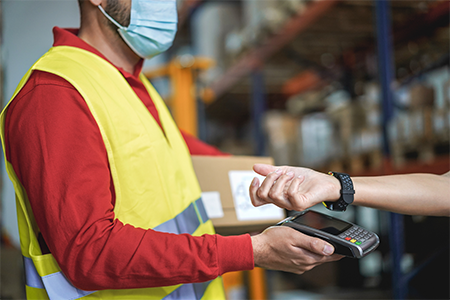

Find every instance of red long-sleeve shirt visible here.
[4,27,253,291]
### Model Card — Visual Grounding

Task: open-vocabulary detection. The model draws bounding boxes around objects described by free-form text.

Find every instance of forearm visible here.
[252,164,450,217]
[59,223,253,290]
[352,173,450,216]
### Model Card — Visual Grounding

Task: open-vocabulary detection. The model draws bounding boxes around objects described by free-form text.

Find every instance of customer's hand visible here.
[251,226,342,274]
[249,164,340,211]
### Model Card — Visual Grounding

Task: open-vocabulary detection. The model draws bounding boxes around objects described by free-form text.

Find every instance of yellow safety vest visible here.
[0,46,225,300]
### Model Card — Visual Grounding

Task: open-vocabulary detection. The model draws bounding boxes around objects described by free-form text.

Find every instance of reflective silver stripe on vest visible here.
[196,198,209,224]
[163,281,213,300]
[24,256,45,289]
[42,272,95,300]
[155,198,209,234]
[24,256,96,299]
[23,198,209,299]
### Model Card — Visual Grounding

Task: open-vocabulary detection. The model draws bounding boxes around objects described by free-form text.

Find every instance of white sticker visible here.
[201,191,224,219]
[228,171,285,221]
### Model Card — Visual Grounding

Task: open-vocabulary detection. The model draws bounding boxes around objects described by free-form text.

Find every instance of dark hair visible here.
[105,0,130,27]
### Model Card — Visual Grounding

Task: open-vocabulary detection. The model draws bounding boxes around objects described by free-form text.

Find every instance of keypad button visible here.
[350,239,357,243]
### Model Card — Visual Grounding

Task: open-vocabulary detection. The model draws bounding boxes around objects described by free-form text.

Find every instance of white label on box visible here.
[228,171,285,221]
[201,192,224,219]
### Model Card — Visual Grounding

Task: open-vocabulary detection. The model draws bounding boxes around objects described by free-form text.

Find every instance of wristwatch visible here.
[323,171,354,211]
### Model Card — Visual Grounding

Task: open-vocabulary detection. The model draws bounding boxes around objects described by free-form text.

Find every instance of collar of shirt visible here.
[51,27,164,131]
[52,27,144,80]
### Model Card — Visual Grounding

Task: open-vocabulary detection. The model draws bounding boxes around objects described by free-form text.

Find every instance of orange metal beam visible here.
[248,267,267,300]
[282,69,324,96]
[144,57,214,137]
[169,61,197,136]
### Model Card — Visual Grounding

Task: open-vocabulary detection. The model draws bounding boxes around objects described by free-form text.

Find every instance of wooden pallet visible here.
[391,139,449,168]
[327,150,383,174]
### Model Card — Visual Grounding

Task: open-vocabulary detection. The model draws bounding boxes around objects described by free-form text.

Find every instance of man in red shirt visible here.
[2,0,340,297]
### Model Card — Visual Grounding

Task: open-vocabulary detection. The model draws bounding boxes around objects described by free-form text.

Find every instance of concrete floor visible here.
[273,289,391,300]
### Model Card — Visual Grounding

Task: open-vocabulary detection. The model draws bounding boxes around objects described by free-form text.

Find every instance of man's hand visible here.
[251,226,342,274]
[249,164,341,211]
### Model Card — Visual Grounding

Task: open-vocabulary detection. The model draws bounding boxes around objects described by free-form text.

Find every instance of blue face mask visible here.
[98,0,178,59]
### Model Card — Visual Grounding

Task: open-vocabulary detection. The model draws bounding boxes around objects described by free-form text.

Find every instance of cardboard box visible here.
[191,155,286,235]
[409,84,435,108]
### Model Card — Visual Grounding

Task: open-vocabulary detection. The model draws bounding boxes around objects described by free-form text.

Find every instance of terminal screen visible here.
[292,211,351,235]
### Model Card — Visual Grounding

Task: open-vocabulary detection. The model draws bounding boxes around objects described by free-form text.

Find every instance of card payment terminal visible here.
[277,210,380,258]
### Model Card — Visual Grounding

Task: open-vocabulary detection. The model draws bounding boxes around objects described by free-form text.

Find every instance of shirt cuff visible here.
[216,234,254,275]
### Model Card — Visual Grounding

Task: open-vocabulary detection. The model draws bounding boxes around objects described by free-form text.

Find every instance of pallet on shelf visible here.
[390,107,449,168]
[327,149,383,174]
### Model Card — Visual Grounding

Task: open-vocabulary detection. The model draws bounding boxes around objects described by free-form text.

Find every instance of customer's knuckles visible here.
[268,190,280,200]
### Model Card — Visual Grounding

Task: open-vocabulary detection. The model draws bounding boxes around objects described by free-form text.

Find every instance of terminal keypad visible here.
[339,226,373,245]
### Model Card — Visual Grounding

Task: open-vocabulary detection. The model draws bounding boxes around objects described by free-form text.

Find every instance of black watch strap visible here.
[323,171,355,211]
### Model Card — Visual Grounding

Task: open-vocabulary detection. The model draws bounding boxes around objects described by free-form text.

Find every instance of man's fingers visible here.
[291,230,335,256]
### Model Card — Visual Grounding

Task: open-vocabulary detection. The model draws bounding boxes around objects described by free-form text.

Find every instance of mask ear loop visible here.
[98,4,146,58]
[98,5,125,30]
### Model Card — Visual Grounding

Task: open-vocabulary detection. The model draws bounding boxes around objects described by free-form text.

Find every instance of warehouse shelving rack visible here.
[170,1,450,299]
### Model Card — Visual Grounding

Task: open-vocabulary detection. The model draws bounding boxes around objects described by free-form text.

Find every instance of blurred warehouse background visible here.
[1,0,449,299]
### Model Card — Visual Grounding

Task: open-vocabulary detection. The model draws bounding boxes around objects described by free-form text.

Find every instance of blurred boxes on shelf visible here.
[264,110,337,169]
[389,109,434,144]
[264,100,384,173]
[264,111,298,166]
[389,107,449,167]
[409,84,435,108]
[297,112,335,168]
[262,69,449,173]
[389,70,449,167]
[191,155,285,235]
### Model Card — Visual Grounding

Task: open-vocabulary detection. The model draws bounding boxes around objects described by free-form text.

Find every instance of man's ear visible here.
[88,0,103,6]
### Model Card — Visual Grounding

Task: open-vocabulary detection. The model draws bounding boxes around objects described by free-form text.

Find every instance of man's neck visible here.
[78,12,140,74]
